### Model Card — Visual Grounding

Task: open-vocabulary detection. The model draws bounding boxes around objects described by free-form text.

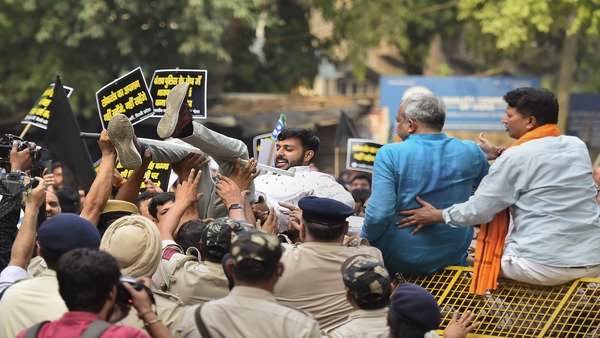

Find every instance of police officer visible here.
[153,218,252,305]
[176,230,321,337]
[273,196,385,331]
[327,254,391,337]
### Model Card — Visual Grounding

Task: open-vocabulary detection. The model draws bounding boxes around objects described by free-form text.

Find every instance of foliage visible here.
[224,0,320,92]
[310,0,461,78]
[458,0,600,50]
[0,0,270,124]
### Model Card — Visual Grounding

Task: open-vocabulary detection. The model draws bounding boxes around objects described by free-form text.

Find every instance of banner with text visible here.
[149,69,207,119]
[346,138,383,173]
[96,67,154,129]
[116,160,172,192]
[380,76,539,138]
[22,83,73,129]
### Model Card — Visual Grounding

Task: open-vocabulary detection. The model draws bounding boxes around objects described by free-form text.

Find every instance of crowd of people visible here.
[0,84,598,338]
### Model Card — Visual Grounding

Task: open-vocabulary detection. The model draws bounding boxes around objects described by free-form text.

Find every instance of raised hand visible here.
[229,158,260,191]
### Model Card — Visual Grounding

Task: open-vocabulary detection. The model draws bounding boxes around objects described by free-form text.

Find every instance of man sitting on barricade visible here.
[398,87,600,286]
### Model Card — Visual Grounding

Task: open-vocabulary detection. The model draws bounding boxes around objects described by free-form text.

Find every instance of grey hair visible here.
[400,93,446,130]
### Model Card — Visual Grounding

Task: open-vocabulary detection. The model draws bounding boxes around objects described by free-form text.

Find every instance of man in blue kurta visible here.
[362,93,489,276]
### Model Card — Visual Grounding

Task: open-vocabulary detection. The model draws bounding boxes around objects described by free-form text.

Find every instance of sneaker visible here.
[157,82,192,139]
[107,114,142,169]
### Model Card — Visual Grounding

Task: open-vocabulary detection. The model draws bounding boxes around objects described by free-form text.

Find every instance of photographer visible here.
[17,248,172,338]
[0,141,39,271]
[0,213,101,337]
[0,177,46,294]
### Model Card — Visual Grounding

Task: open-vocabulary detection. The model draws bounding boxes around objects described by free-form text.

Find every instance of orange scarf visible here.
[470,124,560,295]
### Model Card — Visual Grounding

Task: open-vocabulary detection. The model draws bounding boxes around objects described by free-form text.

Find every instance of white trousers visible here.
[501,255,600,286]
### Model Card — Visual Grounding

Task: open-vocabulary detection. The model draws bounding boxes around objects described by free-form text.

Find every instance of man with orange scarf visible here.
[398,87,600,286]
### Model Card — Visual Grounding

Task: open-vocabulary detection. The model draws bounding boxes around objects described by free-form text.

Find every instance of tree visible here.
[223,0,320,92]
[310,0,461,79]
[457,0,600,132]
[0,0,261,125]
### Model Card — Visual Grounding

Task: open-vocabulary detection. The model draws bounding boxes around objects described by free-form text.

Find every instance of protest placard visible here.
[116,160,172,192]
[149,69,207,119]
[252,132,272,159]
[22,83,73,129]
[96,67,154,129]
[346,138,383,173]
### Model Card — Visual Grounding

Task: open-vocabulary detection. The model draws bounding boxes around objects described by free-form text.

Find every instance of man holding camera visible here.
[0,213,102,338]
[17,248,172,338]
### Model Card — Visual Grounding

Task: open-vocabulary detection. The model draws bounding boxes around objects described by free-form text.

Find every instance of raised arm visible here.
[8,178,45,269]
[158,169,202,241]
[80,130,117,225]
[114,149,152,203]
[215,174,246,221]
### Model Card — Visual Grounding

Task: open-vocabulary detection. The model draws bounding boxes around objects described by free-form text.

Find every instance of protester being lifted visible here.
[398,87,600,286]
[108,81,254,221]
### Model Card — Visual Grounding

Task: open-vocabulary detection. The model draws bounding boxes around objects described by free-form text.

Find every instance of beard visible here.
[275,152,305,169]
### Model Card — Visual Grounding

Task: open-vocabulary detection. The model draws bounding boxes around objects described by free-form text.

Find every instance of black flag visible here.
[334,111,360,148]
[45,75,95,191]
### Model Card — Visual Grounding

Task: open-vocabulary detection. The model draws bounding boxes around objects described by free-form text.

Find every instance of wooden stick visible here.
[19,123,32,139]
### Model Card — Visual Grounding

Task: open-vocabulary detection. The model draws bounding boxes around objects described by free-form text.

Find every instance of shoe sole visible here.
[158,82,190,139]
[107,114,142,169]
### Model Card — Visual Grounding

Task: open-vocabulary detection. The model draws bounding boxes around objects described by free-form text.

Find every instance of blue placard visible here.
[380,76,539,135]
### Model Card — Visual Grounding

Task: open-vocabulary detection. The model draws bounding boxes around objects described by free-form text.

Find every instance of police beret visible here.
[230,230,282,267]
[341,254,391,305]
[389,283,441,332]
[298,196,354,225]
[37,213,101,253]
[101,200,139,215]
[202,218,254,259]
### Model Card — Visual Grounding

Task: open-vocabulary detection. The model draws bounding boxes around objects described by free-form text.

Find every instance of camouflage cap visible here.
[229,230,282,267]
[201,217,254,259]
[341,254,391,305]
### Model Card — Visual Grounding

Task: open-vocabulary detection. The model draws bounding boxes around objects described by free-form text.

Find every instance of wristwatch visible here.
[228,203,243,211]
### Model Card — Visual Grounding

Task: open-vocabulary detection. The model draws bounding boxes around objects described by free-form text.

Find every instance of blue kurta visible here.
[362,133,489,275]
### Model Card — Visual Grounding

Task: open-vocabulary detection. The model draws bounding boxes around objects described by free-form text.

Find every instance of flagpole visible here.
[19,123,32,139]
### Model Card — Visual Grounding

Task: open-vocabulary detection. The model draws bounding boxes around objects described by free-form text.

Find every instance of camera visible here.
[0,134,45,178]
[116,275,155,305]
[0,171,39,197]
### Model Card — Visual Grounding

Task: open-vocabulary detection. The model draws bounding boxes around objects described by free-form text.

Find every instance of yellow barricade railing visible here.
[397,266,599,337]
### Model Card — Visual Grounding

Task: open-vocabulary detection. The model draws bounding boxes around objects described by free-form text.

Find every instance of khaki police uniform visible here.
[176,286,321,338]
[327,308,389,338]
[153,240,229,305]
[273,242,384,331]
[0,269,67,338]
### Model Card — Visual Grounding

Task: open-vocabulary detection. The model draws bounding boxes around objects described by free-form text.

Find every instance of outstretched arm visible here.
[8,178,45,269]
[158,169,203,241]
[80,130,117,225]
[115,149,152,203]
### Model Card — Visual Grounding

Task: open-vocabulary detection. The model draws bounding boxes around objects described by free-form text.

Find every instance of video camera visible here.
[0,134,46,196]
[116,275,155,305]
